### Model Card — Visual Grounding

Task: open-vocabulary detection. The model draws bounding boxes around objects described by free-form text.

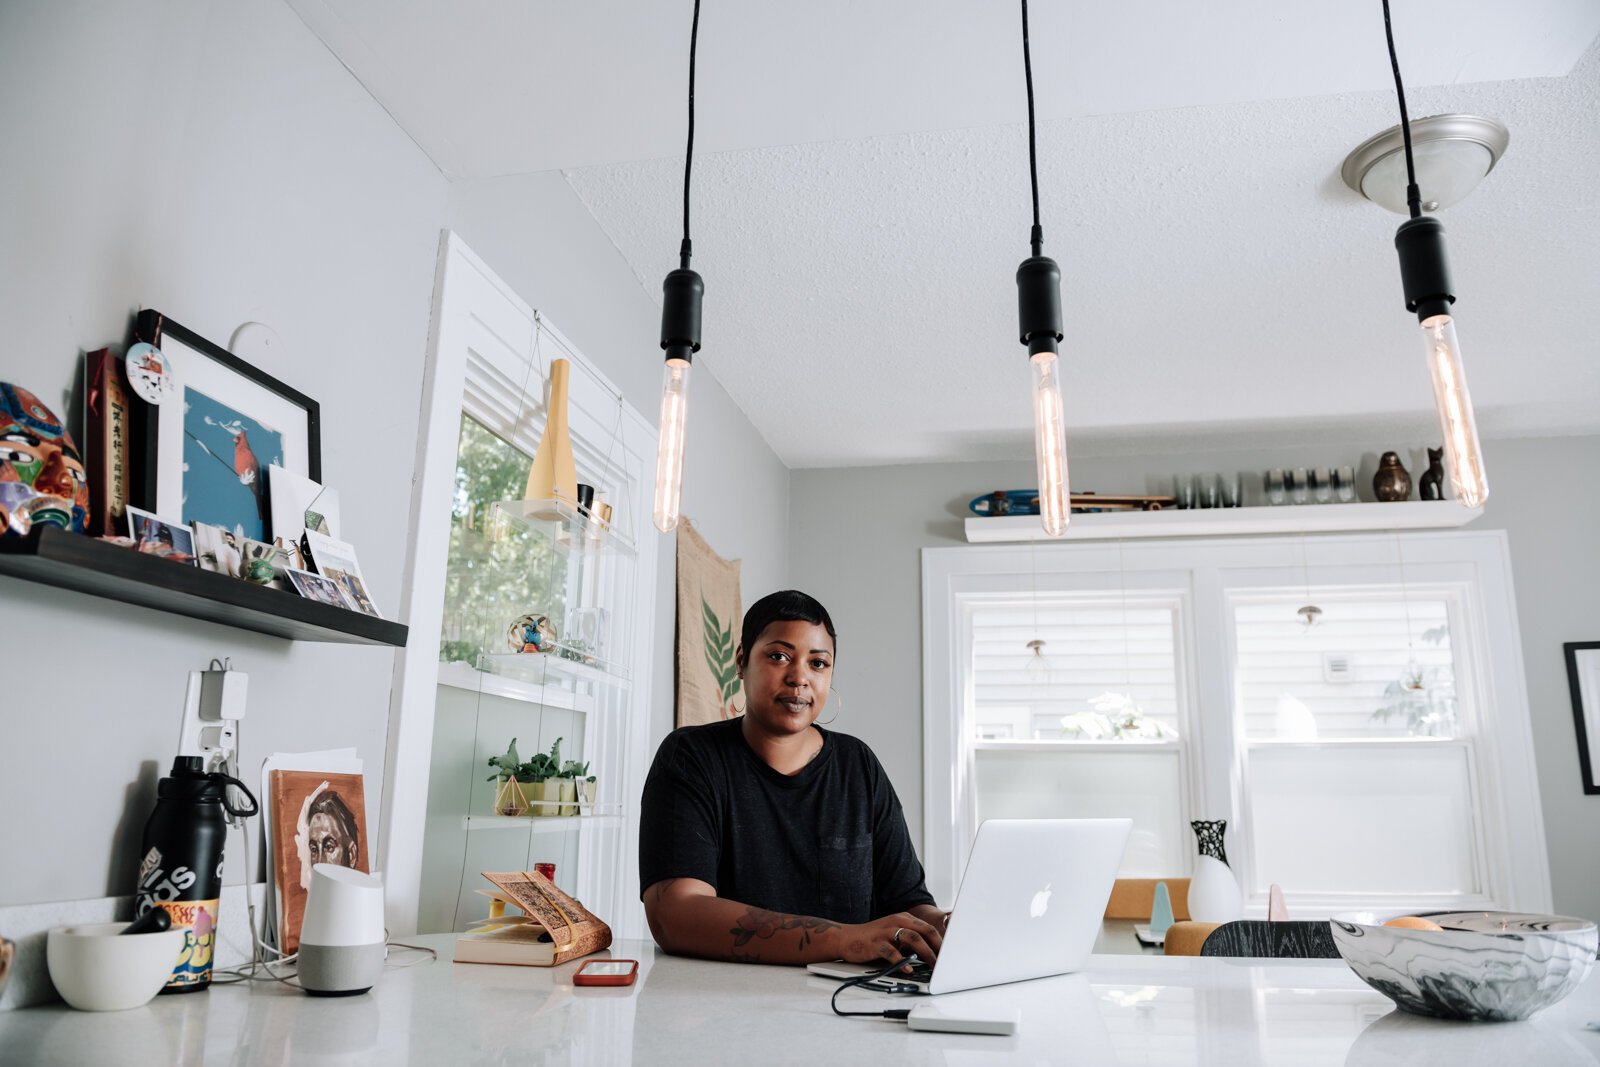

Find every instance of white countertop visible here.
[4,935,1599,1066]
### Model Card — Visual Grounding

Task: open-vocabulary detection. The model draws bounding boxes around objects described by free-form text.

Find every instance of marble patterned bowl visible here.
[1330,911,1598,1022]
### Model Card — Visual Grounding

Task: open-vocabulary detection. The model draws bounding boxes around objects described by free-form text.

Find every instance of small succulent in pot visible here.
[486,738,524,782]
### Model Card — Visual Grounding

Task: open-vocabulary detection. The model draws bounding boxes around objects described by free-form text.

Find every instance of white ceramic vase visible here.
[1188,855,1243,923]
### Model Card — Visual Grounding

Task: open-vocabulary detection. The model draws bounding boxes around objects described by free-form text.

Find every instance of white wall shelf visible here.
[964,501,1483,543]
[480,650,631,690]
[435,659,596,713]
[491,497,637,560]
[462,809,623,833]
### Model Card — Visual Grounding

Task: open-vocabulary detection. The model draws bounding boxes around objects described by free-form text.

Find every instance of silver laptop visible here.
[808,818,1131,995]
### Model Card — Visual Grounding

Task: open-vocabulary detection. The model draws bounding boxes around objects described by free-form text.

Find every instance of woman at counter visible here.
[639,589,945,969]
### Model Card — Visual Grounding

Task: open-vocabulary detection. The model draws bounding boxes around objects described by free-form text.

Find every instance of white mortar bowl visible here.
[1330,911,1598,1022]
[47,922,185,1011]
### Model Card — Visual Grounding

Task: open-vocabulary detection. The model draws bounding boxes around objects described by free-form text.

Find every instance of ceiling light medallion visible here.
[1378,0,1488,510]
[1015,0,1070,538]
[653,0,705,534]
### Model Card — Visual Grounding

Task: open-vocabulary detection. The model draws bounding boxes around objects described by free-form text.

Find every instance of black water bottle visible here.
[134,756,256,992]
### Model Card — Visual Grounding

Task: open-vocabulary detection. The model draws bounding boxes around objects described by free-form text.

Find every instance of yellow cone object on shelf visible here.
[524,358,578,513]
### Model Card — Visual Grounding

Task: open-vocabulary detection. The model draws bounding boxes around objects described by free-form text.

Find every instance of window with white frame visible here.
[920,533,1551,916]
[969,597,1190,877]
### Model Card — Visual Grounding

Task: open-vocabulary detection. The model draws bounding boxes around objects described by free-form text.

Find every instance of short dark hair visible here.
[739,590,837,664]
[306,789,360,862]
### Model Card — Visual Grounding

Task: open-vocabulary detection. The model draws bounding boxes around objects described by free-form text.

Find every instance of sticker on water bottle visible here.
[157,899,220,989]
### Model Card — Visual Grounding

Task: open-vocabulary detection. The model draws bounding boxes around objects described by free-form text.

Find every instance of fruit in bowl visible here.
[1329,911,1597,1022]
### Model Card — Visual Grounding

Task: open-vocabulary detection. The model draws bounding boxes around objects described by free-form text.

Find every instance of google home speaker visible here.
[298,865,385,996]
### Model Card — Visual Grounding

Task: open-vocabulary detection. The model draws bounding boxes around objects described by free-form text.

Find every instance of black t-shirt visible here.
[638,718,935,924]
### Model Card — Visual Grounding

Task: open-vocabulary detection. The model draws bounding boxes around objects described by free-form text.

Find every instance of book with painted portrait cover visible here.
[268,770,369,953]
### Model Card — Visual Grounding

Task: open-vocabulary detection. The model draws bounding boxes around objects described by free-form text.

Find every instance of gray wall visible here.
[0,0,447,907]
[790,436,1600,920]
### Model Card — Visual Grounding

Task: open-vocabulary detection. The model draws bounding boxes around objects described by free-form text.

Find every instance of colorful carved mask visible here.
[0,382,89,537]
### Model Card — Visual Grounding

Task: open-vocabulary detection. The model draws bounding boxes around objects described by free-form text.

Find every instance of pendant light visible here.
[652,0,705,533]
[1014,0,1070,537]
[1379,0,1488,509]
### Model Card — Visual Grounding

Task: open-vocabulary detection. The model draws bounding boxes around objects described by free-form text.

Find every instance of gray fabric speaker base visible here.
[298,942,384,995]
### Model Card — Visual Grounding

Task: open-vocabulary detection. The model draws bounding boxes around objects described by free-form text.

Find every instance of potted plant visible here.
[580,773,598,814]
[523,738,564,816]
[558,759,588,816]
[486,739,532,817]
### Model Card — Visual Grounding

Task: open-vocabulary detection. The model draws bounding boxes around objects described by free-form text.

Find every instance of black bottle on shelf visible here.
[134,756,255,993]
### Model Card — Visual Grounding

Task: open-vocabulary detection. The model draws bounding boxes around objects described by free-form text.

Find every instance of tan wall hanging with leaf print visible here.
[675,518,743,727]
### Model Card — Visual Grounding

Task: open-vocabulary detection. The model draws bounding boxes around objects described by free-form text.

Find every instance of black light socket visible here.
[660,267,704,364]
[1016,254,1063,357]
[1394,215,1456,323]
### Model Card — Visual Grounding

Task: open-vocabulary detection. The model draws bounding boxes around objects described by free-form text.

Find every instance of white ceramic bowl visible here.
[1330,911,1598,1022]
[46,921,186,1011]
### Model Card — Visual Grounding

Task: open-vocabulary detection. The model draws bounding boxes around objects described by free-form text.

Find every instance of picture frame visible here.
[1564,642,1600,795]
[134,310,320,545]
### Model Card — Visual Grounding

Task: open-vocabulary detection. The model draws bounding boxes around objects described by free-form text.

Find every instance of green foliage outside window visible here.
[439,415,568,665]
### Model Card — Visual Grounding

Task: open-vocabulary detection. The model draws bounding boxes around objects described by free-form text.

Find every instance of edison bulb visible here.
[1421,315,1488,508]
[1030,352,1070,537]
[653,358,691,532]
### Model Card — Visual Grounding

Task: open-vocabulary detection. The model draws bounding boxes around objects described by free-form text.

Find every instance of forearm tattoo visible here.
[728,907,838,960]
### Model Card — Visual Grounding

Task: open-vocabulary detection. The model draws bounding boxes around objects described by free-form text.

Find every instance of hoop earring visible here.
[817,687,842,726]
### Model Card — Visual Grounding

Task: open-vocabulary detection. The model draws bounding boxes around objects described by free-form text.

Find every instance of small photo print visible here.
[193,522,242,577]
[304,530,382,618]
[286,568,352,609]
[125,506,197,564]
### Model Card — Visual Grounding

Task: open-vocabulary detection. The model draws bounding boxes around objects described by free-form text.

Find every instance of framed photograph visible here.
[134,310,320,545]
[286,567,351,609]
[193,521,242,577]
[304,530,382,617]
[267,770,368,953]
[125,505,197,564]
[1565,642,1600,795]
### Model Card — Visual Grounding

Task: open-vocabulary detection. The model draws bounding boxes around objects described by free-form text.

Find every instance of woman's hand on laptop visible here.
[838,911,942,970]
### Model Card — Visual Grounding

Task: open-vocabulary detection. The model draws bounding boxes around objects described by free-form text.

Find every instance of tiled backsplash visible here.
[0,882,266,1010]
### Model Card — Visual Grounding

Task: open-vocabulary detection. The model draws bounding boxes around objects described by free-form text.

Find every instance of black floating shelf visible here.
[0,525,409,647]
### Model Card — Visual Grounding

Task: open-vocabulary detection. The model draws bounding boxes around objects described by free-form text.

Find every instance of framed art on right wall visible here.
[1565,641,1600,795]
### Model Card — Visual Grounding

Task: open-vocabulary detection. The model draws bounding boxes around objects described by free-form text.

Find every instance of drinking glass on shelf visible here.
[1174,474,1194,510]
[1313,467,1333,504]
[1290,468,1310,505]
[1265,469,1286,506]
[1335,465,1357,503]
[1220,473,1242,508]
[1198,474,1220,509]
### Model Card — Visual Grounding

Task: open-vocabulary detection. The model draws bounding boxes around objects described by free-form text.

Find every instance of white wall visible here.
[447,173,791,761]
[790,435,1600,921]
[0,0,447,909]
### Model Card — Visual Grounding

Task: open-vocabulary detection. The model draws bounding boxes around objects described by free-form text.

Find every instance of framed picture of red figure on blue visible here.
[133,309,320,545]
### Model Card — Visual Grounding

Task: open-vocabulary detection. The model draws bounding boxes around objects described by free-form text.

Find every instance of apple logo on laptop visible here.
[1029,883,1052,919]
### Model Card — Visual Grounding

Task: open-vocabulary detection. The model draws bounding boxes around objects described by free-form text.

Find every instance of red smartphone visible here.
[573,959,638,986]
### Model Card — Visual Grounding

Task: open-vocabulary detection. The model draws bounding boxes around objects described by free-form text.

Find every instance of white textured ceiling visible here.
[292,0,1600,467]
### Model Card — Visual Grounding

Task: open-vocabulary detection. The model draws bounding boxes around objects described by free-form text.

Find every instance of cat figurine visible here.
[1419,446,1445,501]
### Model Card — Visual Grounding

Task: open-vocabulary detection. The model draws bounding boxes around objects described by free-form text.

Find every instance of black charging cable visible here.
[830,955,927,1020]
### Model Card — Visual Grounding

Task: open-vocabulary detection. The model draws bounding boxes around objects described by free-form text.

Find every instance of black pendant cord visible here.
[680,0,701,270]
[1381,0,1422,219]
[1021,0,1043,256]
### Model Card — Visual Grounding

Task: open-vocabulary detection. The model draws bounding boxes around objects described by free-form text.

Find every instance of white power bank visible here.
[906,1002,1021,1036]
